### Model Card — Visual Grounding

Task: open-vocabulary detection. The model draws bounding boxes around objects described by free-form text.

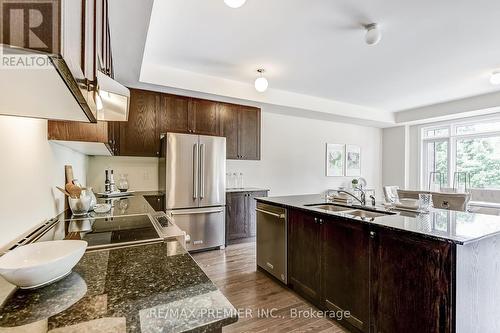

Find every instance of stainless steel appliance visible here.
[256,202,287,283]
[160,133,226,251]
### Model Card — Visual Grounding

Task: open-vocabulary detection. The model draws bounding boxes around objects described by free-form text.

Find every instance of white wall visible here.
[382,126,407,188]
[0,116,88,249]
[87,156,159,193]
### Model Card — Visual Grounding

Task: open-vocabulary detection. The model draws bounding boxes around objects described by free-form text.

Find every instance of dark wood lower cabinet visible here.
[370,226,454,333]
[322,218,370,333]
[226,190,268,244]
[286,207,454,333]
[226,192,247,240]
[288,209,322,306]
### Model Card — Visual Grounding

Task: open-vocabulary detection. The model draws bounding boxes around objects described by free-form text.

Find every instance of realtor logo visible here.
[0,0,59,53]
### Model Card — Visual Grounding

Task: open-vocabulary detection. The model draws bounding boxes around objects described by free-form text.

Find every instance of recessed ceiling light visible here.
[365,23,382,46]
[255,69,268,92]
[490,71,500,85]
[224,0,246,8]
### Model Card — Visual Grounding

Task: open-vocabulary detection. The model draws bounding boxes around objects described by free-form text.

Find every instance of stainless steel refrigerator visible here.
[159,133,226,251]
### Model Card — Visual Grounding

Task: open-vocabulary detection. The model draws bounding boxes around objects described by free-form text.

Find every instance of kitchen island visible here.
[256,194,500,333]
[0,192,238,333]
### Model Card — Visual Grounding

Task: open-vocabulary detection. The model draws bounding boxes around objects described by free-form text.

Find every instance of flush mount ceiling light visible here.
[224,0,246,8]
[490,71,500,85]
[364,23,382,46]
[254,69,269,92]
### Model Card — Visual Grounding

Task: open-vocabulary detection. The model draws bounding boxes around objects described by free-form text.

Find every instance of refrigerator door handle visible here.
[200,143,205,199]
[170,208,224,215]
[193,143,199,200]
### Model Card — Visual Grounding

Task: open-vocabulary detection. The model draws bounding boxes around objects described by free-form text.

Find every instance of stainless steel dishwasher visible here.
[256,202,287,284]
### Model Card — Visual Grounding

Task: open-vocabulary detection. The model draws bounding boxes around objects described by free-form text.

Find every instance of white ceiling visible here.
[109,0,500,126]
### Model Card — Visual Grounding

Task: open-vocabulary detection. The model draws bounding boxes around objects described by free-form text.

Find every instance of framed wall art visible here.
[345,144,361,176]
[326,143,345,177]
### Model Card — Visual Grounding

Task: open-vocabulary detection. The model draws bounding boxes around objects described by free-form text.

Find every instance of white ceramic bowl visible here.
[0,240,87,289]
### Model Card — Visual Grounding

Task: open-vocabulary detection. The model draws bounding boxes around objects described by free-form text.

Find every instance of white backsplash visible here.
[87,156,159,193]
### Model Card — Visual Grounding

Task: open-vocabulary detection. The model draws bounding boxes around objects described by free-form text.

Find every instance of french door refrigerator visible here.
[160,133,226,251]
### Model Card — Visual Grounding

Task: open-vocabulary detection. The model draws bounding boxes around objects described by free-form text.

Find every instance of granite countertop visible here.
[0,240,238,332]
[226,187,269,193]
[256,194,500,245]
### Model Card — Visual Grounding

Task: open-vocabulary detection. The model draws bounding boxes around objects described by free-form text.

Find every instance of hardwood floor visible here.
[192,242,348,333]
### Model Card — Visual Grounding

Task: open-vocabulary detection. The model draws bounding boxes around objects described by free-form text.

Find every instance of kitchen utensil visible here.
[65,165,74,184]
[66,183,82,199]
[0,240,87,289]
[56,186,70,197]
[83,188,97,209]
[68,195,91,216]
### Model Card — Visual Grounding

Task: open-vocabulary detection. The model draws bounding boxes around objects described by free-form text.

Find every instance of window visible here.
[424,140,448,186]
[421,117,500,190]
[423,127,449,139]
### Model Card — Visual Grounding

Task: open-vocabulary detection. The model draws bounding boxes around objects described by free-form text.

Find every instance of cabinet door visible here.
[238,106,260,160]
[370,226,454,333]
[189,99,219,135]
[119,89,159,157]
[226,192,248,241]
[246,191,268,237]
[158,94,190,134]
[288,209,322,306]
[323,218,369,333]
[219,103,239,159]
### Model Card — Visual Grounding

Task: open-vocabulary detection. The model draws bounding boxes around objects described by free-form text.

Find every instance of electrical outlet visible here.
[143,171,149,181]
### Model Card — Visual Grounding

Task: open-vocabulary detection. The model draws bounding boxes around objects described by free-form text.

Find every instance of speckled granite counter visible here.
[257,194,500,244]
[0,240,237,332]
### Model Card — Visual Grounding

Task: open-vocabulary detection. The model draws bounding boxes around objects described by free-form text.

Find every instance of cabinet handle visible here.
[314,217,318,223]
[370,231,376,238]
[319,219,323,225]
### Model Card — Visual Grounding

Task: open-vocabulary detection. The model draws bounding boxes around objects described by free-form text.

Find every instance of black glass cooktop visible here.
[63,214,161,249]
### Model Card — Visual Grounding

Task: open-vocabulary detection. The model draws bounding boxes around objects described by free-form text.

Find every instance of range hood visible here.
[96,71,130,121]
[0,44,129,122]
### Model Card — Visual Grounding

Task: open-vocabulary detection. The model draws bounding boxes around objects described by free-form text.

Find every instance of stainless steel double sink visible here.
[305,203,396,220]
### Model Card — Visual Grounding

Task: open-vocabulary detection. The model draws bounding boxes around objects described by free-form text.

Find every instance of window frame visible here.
[419,116,500,190]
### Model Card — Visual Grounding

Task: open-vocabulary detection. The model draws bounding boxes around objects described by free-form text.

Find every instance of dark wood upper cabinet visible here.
[238,106,261,160]
[118,89,159,157]
[188,99,220,136]
[323,218,370,333]
[369,226,454,333]
[56,87,261,158]
[158,94,190,134]
[288,209,322,307]
[219,103,261,160]
[219,103,239,159]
